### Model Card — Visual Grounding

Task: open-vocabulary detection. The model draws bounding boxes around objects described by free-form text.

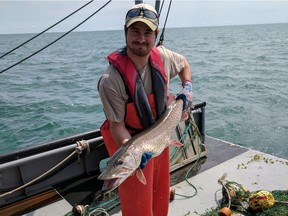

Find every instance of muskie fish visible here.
[98,98,185,192]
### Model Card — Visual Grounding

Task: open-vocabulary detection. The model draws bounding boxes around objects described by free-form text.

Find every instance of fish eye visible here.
[117,159,123,165]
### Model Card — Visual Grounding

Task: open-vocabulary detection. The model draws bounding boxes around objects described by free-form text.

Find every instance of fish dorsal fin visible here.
[136,168,147,185]
[170,140,184,147]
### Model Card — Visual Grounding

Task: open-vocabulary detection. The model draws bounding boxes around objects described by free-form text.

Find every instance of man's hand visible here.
[140,152,153,169]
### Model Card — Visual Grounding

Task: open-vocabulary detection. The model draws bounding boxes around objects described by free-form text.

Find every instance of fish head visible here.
[98,145,142,192]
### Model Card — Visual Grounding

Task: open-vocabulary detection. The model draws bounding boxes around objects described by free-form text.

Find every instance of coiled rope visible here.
[0,0,112,75]
[0,140,90,199]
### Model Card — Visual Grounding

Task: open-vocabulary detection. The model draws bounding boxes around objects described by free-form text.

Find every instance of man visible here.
[98,3,193,216]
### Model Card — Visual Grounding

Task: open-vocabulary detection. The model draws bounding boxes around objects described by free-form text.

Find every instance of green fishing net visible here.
[201,190,288,216]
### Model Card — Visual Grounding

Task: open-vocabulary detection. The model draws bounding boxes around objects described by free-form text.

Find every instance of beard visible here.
[127,41,152,57]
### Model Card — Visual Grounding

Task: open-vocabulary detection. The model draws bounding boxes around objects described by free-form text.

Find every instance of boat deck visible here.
[168,137,288,215]
[23,136,288,216]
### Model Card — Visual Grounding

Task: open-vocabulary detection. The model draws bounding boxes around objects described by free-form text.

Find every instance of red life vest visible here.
[100,46,168,155]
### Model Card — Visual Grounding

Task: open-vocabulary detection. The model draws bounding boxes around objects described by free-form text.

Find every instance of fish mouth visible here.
[101,177,123,192]
[98,168,132,192]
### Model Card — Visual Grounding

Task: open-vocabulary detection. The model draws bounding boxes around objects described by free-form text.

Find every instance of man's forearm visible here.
[179,58,192,83]
[110,121,131,146]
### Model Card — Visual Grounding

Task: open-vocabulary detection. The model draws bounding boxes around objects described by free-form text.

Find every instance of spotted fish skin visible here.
[98,99,184,192]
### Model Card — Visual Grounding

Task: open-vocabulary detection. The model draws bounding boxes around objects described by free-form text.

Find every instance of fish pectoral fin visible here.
[136,168,147,185]
[180,111,189,121]
[170,140,184,147]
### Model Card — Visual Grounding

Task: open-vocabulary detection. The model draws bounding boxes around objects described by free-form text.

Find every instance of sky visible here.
[0,0,288,34]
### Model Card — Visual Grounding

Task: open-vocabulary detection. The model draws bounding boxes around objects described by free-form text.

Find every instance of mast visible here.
[155,0,161,13]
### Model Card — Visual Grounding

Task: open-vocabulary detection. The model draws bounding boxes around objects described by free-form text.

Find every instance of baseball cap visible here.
[125,3,159,31]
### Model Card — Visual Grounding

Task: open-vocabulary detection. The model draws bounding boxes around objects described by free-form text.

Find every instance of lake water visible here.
[0,23,287,159]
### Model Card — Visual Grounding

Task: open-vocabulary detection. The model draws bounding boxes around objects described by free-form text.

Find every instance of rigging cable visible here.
[157,0,165,18]
[0,0,112,75]
[157,0,173,46]
[0,0,94,59]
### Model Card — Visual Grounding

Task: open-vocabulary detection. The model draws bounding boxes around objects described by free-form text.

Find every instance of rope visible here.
[0,140,90,199]
[0,0,112,75]
[219,180,232,209]
[89,208,110,216]
[71,193,120,216]
[170,109,201,161]
[170,121,192,157]
[92,194,120,209]
[174,140,202,199]
[173,113,204,199]
[0,0,94,59]
[76,140,91,163]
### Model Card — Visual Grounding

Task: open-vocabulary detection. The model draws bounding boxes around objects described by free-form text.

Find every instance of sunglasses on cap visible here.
[126,8,158,21]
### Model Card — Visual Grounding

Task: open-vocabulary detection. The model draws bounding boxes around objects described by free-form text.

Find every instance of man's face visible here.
[126,22,157,57]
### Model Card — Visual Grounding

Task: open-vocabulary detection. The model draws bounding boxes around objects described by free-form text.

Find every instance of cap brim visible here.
[126,17,157,31]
